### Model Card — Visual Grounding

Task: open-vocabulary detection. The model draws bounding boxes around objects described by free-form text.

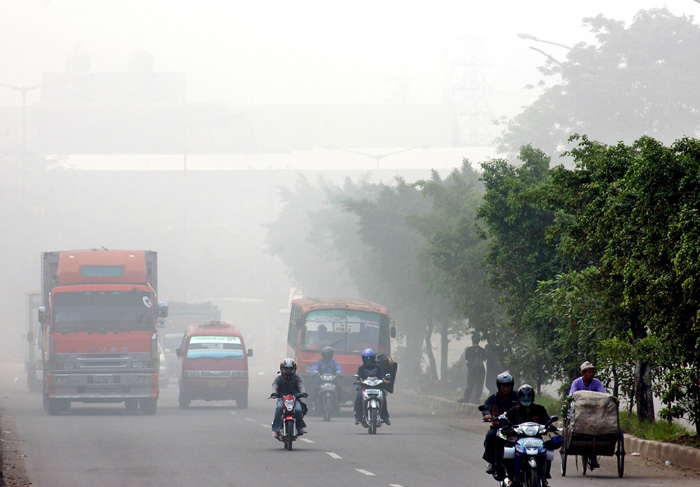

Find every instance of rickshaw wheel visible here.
[617,432,625,478]
[560,449,567,477]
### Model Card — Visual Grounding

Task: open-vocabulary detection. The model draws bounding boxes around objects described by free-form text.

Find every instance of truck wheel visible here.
[44,394,66,416]
[178,391,190,409]
[27,367,39,393]
[140,398,157,415]
[125,399,139,411]
[236,392,248,409]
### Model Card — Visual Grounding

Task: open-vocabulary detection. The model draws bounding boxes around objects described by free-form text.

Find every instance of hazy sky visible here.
[2,1,696,115]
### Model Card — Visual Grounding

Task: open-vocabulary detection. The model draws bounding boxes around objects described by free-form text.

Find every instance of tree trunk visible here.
[631,314,654,422]
[403,326,424,379]
[424,321,438,381]
[635,359,655,422]
[440,320,449,381]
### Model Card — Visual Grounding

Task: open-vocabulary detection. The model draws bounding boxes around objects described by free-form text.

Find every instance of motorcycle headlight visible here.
[284,399,295,410]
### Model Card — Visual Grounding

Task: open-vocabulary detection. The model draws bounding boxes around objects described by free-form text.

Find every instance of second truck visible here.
[38,249,168,415]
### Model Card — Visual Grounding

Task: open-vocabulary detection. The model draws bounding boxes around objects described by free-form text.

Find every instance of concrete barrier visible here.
[624,435,700,470]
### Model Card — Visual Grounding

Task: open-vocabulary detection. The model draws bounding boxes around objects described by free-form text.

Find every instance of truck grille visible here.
[77,354,129,369]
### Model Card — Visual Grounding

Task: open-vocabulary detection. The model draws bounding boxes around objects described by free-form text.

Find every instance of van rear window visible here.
[187,335,244,359]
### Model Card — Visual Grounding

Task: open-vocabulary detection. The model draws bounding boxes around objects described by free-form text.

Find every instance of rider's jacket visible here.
[310,358,342,376]
[272,373,307,396]
[356,363,387,381]
[482,391,518,420]
[505,403,550,426]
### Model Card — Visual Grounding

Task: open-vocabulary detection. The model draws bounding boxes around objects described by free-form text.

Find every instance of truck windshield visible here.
[52,291,155,332]
[186,336,244,359]
[302,309,383,353]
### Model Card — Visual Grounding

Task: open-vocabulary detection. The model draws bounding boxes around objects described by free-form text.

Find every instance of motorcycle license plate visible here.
[519,438,544,448]
[365,388,381,395]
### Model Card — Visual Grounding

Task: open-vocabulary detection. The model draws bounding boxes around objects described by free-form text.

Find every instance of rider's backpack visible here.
[376,354,398,394]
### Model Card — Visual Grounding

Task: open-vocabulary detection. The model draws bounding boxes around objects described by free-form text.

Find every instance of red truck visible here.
[38,249,168,415]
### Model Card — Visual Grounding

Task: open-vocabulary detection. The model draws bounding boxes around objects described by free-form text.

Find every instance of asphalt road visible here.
[0,361,697,487]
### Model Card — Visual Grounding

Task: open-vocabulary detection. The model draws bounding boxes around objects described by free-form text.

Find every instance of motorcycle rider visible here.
[310,346,343,411]
[270,358,308,438]
[310,346,343,376]
[354,348,391,427]
[505,384,553,485]
[481,372,518,478]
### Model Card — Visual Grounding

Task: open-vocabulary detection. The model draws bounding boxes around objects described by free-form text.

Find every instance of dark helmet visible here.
[280,358,297,378]
[321,346,334,361]
[496,372,514,389]
[361,348,376,367]
[517,384,535,406]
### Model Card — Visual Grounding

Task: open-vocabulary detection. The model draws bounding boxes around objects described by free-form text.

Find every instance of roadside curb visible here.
[624,435,700,471]
[396,390,700,471]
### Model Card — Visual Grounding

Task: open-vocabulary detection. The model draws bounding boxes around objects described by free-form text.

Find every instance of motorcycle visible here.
[479,405,563,487]
[355,373,391,434]
[313,371,341,422]
[270,392,306,450]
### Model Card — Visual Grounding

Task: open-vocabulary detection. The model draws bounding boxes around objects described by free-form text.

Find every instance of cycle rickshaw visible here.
[560,390,625,477]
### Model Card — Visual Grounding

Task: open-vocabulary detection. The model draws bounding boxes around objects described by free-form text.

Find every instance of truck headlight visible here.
[183,370,200,378]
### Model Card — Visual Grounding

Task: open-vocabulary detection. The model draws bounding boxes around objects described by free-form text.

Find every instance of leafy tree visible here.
[411,161,503,377]
[497,8,700,163]
[265,175,360,298]
[477,146,561,389]
[342,178,452,379]
[607,136,700,432]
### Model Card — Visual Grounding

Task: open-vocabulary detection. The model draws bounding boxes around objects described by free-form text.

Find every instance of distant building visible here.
[5,72,460,155]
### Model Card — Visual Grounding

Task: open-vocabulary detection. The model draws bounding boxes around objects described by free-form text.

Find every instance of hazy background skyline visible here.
[2,1,699,362]
[3,1,697,169]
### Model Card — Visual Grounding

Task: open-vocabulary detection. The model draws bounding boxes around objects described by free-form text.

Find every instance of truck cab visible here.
[39,249,168,415]
[176,320,253,409]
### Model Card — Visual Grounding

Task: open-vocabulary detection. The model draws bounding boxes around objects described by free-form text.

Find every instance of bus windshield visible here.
[301,309,384,354]
[52,291,155,332]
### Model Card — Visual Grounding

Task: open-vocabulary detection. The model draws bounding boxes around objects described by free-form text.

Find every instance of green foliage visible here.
[619,411,699,447]
[265,175,363,297]
[342,177,455,379]
[477,146,563,389]
[411,161,498,340]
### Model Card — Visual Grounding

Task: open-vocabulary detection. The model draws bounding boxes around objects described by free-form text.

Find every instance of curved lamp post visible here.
[326,145,429,170]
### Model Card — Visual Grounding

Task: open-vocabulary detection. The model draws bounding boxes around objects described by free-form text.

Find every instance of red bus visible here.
[286,297,395,403]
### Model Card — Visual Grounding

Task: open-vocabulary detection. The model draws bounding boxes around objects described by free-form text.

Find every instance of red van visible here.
[176,321,252,409]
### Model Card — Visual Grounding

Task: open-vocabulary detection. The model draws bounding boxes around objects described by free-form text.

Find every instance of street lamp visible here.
[0,74,88,205]
[517,33,573,51]
[326,145,429,170]
[0,74,87,273]
[0,82,43,196]
[517,33,575,71]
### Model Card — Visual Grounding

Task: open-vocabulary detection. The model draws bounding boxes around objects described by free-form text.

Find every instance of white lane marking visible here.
[227,411,238,415]
[299,438,314,443]
[355,469,375,476]
[245,418,256,422]
[390,485,404,487]
[326,452,342,459]
[260,424,268,428]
